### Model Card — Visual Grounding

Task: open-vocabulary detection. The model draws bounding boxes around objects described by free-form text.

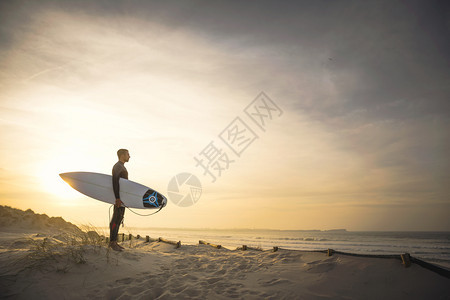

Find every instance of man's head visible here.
[117,149,130,163]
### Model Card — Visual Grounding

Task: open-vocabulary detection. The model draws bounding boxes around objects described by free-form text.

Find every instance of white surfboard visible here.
[59,172,167,209]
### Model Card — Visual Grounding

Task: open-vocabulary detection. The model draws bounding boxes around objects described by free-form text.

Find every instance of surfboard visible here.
[59,172,167,209]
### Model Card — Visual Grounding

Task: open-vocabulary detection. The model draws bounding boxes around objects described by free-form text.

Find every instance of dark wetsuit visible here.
[110,161,128,242]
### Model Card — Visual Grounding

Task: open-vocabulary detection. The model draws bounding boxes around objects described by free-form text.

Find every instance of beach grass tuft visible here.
[12,225,112,274]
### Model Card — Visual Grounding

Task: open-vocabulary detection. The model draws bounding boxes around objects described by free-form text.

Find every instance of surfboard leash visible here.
[123,204,164,217]
[108,203,163,234]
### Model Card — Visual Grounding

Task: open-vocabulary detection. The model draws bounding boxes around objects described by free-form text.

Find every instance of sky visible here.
[0,0,449,231]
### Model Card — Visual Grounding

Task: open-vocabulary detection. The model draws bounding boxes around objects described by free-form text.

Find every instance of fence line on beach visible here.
[101,233,450,279]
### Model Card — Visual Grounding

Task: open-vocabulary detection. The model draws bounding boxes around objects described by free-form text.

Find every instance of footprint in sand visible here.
[175,273,198,282]
[213,268,226,276]
[304,259,336,273]
[206,277,221,284]
[260,278,291,286]
[115,277,133,284]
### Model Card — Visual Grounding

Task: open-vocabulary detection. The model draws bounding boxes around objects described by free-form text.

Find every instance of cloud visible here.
[0,0,449,229]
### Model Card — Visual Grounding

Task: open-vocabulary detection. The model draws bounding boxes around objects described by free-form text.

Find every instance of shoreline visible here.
[112,232,450,278]
[1,206,449,299]
[107,227,450,269]
[1,230,449,299]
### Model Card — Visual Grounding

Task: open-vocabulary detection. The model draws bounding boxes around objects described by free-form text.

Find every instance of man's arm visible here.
[112,166,122,207]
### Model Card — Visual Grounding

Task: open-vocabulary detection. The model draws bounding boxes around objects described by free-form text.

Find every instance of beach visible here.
[122,227,450,269]
[0,206,449,299]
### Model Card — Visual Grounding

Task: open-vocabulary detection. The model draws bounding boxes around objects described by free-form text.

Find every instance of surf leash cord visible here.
[108,204,163,232]
[123,203,164,216]
[109,203,163,220]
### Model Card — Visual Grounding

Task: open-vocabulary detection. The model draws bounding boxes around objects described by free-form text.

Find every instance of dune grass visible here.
[12,225,112,274]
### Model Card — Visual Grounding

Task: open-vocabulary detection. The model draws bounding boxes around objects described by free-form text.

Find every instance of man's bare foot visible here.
[109,241,122,251]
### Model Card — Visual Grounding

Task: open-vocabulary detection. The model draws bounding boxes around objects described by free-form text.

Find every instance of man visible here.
[109,148,130,251]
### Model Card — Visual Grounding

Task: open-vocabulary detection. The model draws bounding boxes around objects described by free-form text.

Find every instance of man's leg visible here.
[114,207,125,249]
[110,206,122,242]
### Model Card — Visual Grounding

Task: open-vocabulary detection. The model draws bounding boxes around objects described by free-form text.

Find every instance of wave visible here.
[137,229,450,263]
[253,237,330,242]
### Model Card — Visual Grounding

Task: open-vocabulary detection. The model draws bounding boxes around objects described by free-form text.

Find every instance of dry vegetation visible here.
[0,206,116,274]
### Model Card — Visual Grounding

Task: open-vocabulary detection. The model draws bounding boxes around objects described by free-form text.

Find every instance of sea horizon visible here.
[95,226,450,233]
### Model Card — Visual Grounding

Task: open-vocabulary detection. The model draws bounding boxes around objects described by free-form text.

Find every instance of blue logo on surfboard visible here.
[142,190,165,208]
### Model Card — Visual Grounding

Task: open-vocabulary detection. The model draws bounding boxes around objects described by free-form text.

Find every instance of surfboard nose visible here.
[59,172,78,180]
[59,172,75,184]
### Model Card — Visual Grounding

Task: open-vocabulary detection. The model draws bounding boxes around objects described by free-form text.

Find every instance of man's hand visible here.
[115,198,123,207]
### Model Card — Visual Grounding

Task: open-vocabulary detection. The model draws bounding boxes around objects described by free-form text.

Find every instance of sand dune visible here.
[0,206,81,234]
[0,206,449,299]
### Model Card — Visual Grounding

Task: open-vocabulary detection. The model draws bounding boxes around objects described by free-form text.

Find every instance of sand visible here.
[0,206,449,299]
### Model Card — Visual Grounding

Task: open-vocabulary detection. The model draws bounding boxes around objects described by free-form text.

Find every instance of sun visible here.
[36,152,98,202]
[38,162,78,201]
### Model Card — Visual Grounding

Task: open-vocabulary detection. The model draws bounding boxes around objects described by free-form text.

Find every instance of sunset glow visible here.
[1,1,449,231]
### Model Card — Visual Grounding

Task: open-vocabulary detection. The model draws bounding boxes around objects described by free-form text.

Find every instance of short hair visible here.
[117,149,129,159]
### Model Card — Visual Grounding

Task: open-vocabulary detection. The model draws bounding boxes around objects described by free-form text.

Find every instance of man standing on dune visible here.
[109,148,130,251]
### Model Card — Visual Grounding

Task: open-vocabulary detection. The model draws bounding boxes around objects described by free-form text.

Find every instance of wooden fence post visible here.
[199,240,222,249]
[158,237,181,248]
[401,253,411,267]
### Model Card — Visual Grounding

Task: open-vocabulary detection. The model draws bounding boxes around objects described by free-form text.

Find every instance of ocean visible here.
[120,228,450,269]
